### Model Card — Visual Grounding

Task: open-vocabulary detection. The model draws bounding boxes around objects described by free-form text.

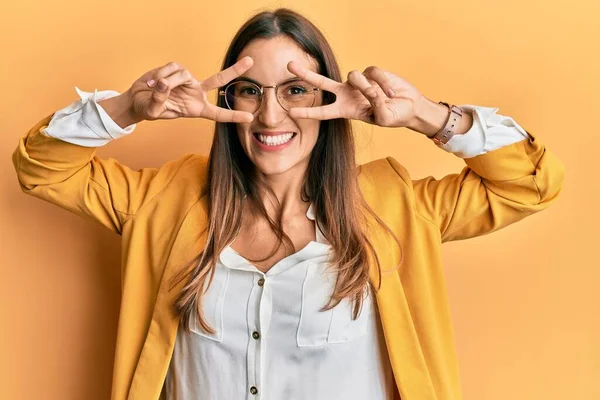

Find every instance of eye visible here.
[240,86,259,96]
[285,85,308,96]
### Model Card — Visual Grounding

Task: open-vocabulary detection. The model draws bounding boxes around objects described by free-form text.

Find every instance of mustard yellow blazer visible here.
[12,114,565,399]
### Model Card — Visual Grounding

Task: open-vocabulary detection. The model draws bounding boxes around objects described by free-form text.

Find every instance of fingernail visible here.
[388,89,395,97]
[147,79,156,87]
[157,81,167,91]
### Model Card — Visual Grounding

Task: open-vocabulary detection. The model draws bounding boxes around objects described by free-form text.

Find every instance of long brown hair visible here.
[171,8,403,334]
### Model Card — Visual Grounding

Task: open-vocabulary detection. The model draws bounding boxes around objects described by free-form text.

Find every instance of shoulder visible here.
[358,157,413,190]
[168,153,209,190]
[147,153,209,209]
[357,157,416,213]
[178,153,209,174]
[357,157,420,225]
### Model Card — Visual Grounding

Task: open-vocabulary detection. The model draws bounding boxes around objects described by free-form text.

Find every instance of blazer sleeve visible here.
[11,113,195,235]
[387,128,565,242]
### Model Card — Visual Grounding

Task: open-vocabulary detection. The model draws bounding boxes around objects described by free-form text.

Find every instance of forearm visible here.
[407,95,474,137]
[97,90,144,129]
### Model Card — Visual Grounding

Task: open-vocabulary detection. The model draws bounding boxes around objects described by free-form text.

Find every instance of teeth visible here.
[257,133,294,146]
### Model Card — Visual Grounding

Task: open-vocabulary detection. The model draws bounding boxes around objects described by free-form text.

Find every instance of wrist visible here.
[408,95,474,138]
[408,95,450,137]
[98,90,143,129]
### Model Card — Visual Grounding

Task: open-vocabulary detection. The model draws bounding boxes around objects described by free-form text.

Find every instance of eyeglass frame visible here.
[218,77,322,113]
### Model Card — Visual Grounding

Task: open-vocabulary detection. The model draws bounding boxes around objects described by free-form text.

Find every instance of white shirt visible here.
[163,204,396,400]
[42,87,530,400]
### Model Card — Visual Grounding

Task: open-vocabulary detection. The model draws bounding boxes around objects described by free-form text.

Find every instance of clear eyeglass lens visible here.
[225,81,316,112]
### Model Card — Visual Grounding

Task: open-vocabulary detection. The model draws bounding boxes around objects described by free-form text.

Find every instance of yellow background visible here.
[1,0,598,399]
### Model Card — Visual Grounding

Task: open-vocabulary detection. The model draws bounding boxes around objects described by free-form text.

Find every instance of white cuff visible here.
[42,87,137,147]
[438,104,529,158]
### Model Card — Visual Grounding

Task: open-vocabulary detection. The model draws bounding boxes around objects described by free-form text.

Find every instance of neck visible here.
[255,163,310,221]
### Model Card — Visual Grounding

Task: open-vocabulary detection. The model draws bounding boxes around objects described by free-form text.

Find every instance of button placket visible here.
[246,272,270,399]
[258,273,272,400]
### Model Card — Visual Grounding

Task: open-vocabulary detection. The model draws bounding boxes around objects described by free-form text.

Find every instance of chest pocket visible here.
[297,263,372,347]
[189,265,230,342]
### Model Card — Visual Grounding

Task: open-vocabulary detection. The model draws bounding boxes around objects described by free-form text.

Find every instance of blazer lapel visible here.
[360,168,438,400]
[127,196,210,400]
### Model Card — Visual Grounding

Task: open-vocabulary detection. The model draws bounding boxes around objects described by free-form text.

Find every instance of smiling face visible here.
[234,35,323,177]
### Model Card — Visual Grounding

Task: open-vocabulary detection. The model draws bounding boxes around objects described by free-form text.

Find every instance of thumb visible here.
[147,79,170,118]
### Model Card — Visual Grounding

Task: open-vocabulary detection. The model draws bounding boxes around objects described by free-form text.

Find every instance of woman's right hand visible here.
[124,57,255,123]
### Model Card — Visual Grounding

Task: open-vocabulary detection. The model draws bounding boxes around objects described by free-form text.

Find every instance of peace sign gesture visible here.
[286,61,423,128]
[125,57,256,123]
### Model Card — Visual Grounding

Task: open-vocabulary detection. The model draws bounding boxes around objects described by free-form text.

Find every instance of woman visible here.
[12,8,564,400]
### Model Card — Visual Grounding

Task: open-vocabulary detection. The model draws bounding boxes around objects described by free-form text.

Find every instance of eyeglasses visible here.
[218,79,321,114]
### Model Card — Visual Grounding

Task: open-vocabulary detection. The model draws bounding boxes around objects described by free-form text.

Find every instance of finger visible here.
[146,61,186,88]
[201,56,254,92]
[362,66,396,98]
[288,103,342,120]
[145,68,199,119]
[153,69,197,92]
[287,61,340,93]
[203,104,254,123]
[146,78,174,119]
[346,70,388,117]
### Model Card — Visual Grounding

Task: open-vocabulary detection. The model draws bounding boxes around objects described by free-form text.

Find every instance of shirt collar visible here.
[219,202,331,273]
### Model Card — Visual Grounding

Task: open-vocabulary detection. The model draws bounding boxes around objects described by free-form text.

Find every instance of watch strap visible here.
[430,102,463,145]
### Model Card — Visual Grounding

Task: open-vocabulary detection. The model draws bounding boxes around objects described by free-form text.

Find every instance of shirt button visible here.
[257,278,265,286]
[252,331,260,340]
[250,386,258,395]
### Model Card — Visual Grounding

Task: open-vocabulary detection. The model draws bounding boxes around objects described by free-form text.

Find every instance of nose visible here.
[256,87,286,127]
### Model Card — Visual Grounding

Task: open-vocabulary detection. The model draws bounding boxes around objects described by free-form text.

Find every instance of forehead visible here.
[237,36,318,85]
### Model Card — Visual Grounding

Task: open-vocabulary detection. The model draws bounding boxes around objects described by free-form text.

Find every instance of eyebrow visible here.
[229,76,303,86]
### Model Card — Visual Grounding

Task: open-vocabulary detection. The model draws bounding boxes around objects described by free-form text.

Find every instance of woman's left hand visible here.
[287,61,423,128]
